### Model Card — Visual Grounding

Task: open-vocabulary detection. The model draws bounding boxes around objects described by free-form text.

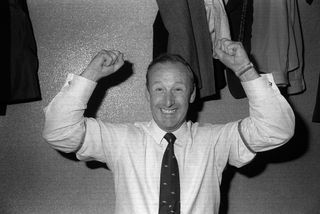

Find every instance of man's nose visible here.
[165,92,175,107]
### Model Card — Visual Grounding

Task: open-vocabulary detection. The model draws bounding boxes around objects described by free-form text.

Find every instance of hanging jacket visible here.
[1,0,41,115]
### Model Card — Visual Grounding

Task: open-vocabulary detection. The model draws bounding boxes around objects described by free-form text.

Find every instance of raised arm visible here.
[214,39,295,152]
[42,50,124,153]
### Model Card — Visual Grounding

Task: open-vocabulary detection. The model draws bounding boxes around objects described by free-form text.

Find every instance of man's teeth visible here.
[161,109,176,113]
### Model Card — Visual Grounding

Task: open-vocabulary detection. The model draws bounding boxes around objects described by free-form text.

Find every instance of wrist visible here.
[80,69,100,82]
[238,65,260,82]
[236,62,254,77]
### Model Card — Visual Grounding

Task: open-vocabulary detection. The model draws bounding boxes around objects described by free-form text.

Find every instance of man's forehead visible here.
[149,61,190,76]
[146,60,195,91]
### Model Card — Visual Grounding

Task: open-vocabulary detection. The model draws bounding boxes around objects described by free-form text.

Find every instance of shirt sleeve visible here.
[239,73,295,152]
[42,73,97,153]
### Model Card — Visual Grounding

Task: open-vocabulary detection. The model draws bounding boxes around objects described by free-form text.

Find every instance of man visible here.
[43,39,295,214]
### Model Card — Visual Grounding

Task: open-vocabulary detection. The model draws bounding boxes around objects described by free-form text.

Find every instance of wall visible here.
[0,0,319,213]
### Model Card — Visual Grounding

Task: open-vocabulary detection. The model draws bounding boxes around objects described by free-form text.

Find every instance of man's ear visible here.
[145,87,150,102]
[189,85,196,103]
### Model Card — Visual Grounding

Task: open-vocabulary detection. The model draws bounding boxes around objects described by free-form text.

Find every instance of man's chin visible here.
[158,122,181,133]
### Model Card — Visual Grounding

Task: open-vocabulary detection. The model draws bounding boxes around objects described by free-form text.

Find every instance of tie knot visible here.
[164,133,176,144]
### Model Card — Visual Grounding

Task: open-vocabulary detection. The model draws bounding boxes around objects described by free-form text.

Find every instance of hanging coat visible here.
[1,0,41,115]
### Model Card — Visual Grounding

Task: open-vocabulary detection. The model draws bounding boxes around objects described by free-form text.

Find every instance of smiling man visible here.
[43,39,295,214]
[146,54,196,133]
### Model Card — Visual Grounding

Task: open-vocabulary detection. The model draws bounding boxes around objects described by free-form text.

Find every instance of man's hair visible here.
[146,53,195,89]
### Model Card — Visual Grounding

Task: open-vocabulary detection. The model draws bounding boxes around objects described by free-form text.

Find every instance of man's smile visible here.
[160,108,177,114]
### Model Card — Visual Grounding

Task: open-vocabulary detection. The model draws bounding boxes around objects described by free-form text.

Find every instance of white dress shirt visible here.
[43,73,294,214]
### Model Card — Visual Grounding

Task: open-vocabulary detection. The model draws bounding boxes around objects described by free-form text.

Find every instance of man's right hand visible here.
[81,50,124,82]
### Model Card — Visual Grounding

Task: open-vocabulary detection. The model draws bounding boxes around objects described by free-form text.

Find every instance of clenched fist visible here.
[214,38,259,81]
[81,50,124,82]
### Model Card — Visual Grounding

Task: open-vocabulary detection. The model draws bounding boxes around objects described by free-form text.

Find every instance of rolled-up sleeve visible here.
[42,74,97,153]
[239,74,295,152]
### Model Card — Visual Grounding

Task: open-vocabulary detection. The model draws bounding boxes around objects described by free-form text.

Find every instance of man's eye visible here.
[174,88,183,92]
[155,88,163,92]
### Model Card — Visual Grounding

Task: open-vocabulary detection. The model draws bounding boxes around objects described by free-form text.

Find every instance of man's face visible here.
[146,62,196,132]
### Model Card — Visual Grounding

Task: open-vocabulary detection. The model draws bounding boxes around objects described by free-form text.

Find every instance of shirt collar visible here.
[147,119,190,146]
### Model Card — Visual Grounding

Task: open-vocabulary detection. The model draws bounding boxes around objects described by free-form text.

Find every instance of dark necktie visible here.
[159,133,180,214]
